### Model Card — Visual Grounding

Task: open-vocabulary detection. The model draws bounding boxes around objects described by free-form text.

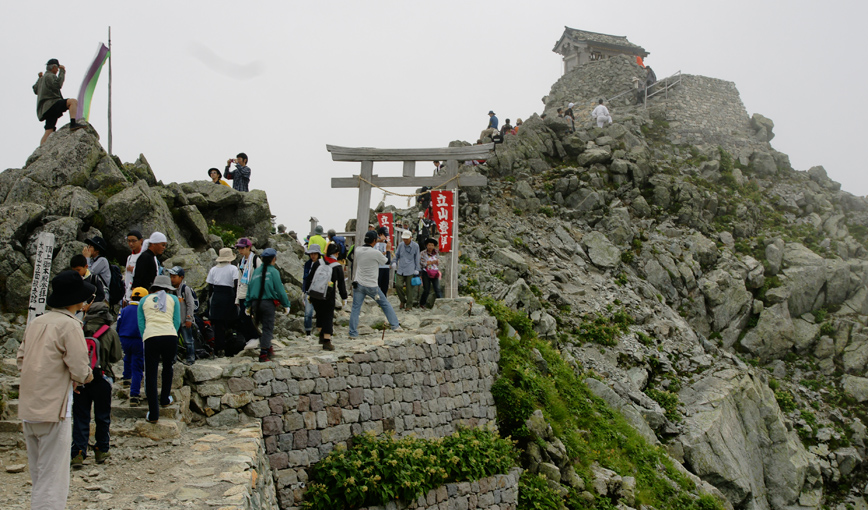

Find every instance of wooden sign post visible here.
[328,144,492,298]
[27,232,56,325]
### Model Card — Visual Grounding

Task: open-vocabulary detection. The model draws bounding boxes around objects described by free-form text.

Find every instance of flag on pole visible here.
[76,43,110,121]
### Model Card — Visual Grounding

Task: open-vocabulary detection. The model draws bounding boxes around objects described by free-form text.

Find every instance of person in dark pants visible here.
[137,275,181,424]
[71,302,121,468]
[206,248,238,356]
[245,248,291,361]
[303,244,348,351]
[375,227,392,297]
[420,239,442,308]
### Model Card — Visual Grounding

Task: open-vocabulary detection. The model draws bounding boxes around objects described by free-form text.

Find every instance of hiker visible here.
[514,118,523,134]
[565,103,576,132]
[117,287,147,405]
[83,236,111,292]
[18,270,94,510]
[168,266,197,365]
[304,243,347,351]
[420,238,442,309]
[137,275,181,423]
[500,118,513,138]
[348,230,402,339]
[416,212,437,248]
[327,229,348,264]
[308,225,328,255]
[206,248,239,356]
[433,161,442,175]
[71,299,122,468]
[375,226,392,297]
[208,167,230,187]
[245,248,290,361]
[557,108,564,118]
[33,58,85,145]
[124,230,144,303]
[592,99,613,128]
[302,244,322,337]
[132,232,167,291]
[235,238,261,343]
[224,153,251,192]
[479,110,499,141]
[394,230,421,310]
[70,254,106,305]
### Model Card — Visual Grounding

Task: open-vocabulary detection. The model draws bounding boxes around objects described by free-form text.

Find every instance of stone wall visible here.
[651,74,767,157]
[182,314,502,509]
[359,468,522,510]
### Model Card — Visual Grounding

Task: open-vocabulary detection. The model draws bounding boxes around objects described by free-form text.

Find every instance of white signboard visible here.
[27,232,56,325]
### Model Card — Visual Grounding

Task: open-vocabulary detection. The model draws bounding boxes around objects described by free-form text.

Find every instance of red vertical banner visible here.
[376,212,394,251]
[431,190,455,253]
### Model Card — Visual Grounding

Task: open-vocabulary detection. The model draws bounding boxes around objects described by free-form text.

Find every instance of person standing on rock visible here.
[303,243,347,351]
[224,153,251,192]
[234,238,261,343]
[419,238,442,309]
[349,230,402,339]
[137,275,181,424]
[17,270,94,510]
[124,230,144,304]
[206,248,239,356]
[591,99,613,128]
[71,299,122,468]
[208,167,230,187]
[33,58,86,145]
[394,230,421,310]
[245,248,291,361]
[307,225,328,255]
[132,232,167,291]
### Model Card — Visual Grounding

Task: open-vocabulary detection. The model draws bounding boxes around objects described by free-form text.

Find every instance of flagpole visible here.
[107,26,113,155]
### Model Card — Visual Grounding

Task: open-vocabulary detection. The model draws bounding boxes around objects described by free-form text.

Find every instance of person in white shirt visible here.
[591,99,613,128]
[206,248,238,356]
[124,230,144,303]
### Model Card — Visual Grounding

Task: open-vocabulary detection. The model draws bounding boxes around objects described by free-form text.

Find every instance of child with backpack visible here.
[167,266,198,365]
[71,300,122,468]
[117,287,147,406]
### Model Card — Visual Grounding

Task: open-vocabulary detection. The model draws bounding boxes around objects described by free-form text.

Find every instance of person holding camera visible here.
[224,152,251,192]
[348,230,402,339]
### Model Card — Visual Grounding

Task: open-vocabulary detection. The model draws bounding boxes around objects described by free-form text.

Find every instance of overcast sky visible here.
[2,0,866,239]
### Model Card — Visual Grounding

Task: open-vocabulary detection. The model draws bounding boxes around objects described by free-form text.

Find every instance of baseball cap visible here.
[166,266,185,277]
[148,232,168,244]
[364,230,378,244]
[235,237,253,248]
[131,287,149,299]
[46,58,60,66]
[401,230,412,239]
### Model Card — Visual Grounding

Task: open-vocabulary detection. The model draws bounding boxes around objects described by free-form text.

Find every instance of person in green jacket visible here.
[245,248,290,362]
[33,58,85,145]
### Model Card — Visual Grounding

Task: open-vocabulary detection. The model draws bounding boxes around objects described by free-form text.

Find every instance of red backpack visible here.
[85,325,111,373]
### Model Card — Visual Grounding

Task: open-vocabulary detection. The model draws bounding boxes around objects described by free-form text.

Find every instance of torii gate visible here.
[328,144,493,298]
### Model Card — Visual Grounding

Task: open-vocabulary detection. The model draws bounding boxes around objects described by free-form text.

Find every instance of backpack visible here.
[308,261,335,301]
[85,324,110,373]
[107,264,125,306]
[332,236,348,260]
[182,283,200,312]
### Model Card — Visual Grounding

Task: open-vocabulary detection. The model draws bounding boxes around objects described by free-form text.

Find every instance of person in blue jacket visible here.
[116,287,147,406]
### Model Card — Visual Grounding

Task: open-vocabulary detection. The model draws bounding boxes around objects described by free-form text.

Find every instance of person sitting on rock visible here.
[117,287,147,406]
[71,298,122,468]
[479,110,499,141]
[224,153,251,192]
[514,118,523,134]
[208,167,230,187]
[70,254,106,304]
[500,119,513,138]
[591,99,613,128]
[33,58,85,145]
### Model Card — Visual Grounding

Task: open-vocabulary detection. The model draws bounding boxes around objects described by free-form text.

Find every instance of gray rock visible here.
[47,185,100,219]
[750,113,775,142]
[842,375,868,403]
[100,180,189,256]
[585,378,658,444]
[492,248,528,274]
[206,408,241,427]
[525,410,552,440]
[577,147,612,167]
[514,180,536,200]
[538,462,561,483]
[582,231,620,269]
[0,203,45,242]
[749,151,778,176]
[740,303,795,360]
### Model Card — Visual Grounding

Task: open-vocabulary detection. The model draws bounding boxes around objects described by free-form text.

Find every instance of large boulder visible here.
[750,113,775,142]
[739,303,795,361]
[47,185,100,219]
[841,375,868,403]
[99,180,189,256]
[22,126,104,189]
[582,231,620,269]
[0,203,46,243]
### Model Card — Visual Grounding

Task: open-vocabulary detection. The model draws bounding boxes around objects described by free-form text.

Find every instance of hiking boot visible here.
[70,122,87,131]
[160,396,174,408]
[391,326,404,333]
[182,359,194,366]
[122,379,131,388]
[267,347,275,357]
[94,448,110,464]
[129,396,141,407]
[71,452,84,469]
[322,340,335,351]
[259,352,272,362]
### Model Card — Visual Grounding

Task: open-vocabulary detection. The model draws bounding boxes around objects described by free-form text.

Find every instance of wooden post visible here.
[309,217,319,236]
[354,161,374,278]
[443,159,459,299]
[27,232,56,325]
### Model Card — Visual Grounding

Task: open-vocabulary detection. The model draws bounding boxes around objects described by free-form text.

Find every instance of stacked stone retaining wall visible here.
[359,468,522,510]
[183,314,502,509]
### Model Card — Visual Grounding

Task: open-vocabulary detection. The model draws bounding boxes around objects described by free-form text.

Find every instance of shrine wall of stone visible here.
[182,315,502,509]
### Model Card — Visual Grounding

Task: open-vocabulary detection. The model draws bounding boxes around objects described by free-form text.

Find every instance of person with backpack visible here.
[234,238,261,343]
[245,248,290,361]
[327,229,348,262]
[70,254,106,304]
[71,299,122,468]
[416,212,437,248]
[302,244,322,337]
[168,266,197,366]
[132,232,167,291]
[137,275,181,423]
[349,230,402,339]
[17,270,94,510]
[117,287,147,406]
[83,236,111,299]
[206,248,239,357]
[304,244,348,351]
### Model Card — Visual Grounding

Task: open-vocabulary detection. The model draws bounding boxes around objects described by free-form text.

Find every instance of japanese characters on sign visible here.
[28,232,56,325]
[430,190,455,253]
[375,212,394,252]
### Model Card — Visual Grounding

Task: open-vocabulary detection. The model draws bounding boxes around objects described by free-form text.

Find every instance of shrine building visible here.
[553,27,649,74]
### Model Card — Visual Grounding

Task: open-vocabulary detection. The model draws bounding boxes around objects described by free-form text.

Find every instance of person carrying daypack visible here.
[327,229,348,261]
[303,243,347,351]
[168,266,197,365]
[117,287,147,406]
[245,248,290,362]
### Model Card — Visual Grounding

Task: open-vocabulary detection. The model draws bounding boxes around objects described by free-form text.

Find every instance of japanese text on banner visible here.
[376,212,394,251]
[430,190,454,253]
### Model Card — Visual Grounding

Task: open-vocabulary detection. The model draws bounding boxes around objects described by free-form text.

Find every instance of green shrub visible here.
[621,251,634,264]
[646,388,681,422]
[819,322,835,336]
[302,428,517,510]
[518,472,564,510]
[775,390,797,413]
[208,220,245,248]
[539,206,555,218]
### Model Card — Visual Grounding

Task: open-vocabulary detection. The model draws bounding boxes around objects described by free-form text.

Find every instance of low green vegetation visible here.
[481,298,725,510]
[572,308,634,347]
[645,388,681,422]
[302,428,517,510]
[208,220,245,248]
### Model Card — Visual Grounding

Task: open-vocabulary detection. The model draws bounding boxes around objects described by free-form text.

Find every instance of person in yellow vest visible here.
[137,275,181,424]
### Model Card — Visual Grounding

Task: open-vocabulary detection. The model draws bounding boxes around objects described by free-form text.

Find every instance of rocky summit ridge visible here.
[0,55,866,510]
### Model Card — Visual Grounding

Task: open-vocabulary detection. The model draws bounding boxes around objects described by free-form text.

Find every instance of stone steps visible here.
[111,403,181,421]
[0,420,22,433]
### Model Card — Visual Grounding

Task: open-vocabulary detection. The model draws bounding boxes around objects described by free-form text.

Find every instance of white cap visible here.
[148,232,168,244]
[568,102,575,109]
[401,230,412,239]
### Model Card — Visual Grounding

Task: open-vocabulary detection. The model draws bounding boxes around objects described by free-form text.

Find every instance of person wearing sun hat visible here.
[208,167,230,187]
[117,287,148,405]
[17,270,95,510]
[207,247,239,356]
[83,235,112,292]
[136,275,181,423]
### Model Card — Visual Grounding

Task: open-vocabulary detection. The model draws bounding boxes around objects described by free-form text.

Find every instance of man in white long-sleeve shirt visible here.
[591,99,613,128]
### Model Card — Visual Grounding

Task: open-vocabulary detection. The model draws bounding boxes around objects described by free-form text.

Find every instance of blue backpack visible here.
[332,236,348,260]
